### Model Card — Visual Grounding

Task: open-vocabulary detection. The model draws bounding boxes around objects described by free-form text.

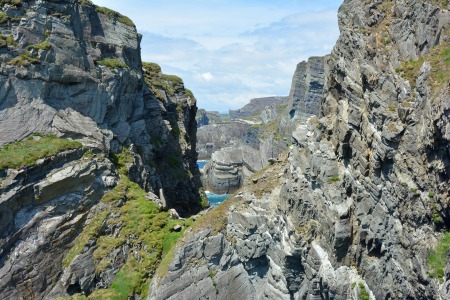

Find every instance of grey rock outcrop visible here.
[287,56,326,121]
[0,149,117,299]
[229,96,288,120]
[0,1,204,299]
[197,121,251,159]
[151,0,450,299]
[202,146,263,194]
[196,109,223,127]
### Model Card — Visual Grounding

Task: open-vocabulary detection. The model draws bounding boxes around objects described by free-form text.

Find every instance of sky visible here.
[91,0,342,113]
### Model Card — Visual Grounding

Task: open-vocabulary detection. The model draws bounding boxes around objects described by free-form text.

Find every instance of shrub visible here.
[26,41,52,51]
[95,6,134,27]
[327,175,340,184]
[0,12,8,24]
[97,58,127,70]
[358,283,370,300]
[429,232,450,282]
[7,52,39,67]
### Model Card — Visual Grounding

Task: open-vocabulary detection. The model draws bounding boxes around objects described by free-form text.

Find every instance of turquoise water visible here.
[206,192,230,206]
[197,160,208,169]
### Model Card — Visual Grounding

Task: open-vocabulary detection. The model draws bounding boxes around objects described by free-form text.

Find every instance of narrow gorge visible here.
[0,0,449,299]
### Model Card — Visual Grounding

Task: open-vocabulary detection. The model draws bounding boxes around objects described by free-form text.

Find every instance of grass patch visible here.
[249,103,288,141]
[0,34,17,48]
[7,52,39,67]
[327,175,340,184]
[358,283,370,300]
[142,62,187,99]
[64,175,194,299]
[0,12,8,24]
[428,232,450,282]
[0,0,22,7]
[396,41,450,92]
[27,41,52,51]
[109,147,134,175]
[0,135,82,172]
[185,88,194,98]
[95,6,134,27]
[77,0,93,5]
[97,58,127,70]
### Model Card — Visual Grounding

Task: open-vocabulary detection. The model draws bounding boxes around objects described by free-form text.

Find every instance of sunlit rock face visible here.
[0,1,203,298]
[150,1,450,299]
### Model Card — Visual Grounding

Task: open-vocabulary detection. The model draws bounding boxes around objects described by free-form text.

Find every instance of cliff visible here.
[229,96,288,120]
[287,56,326,121]
[150,0,450,299]
[0,0,204,299]
[196,109,223,127]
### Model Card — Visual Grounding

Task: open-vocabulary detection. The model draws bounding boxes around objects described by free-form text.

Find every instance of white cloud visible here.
[201,72,214,82]
[91,0,343,112]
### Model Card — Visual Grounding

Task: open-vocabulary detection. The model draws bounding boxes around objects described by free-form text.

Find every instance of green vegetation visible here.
[0,34,17,48]
[396,41,450,92]
[431,204,443,228]
[358,283,370,300]
[97,58,127,70]
[428,192,435,198]
[27,41,52,51]
[143,62,162,75]
[429,0,448,9]
[142,62,189,100]
[250,103,288,141]
[220,114,230,122]
[0,12,8,23]
[77,0,93,6]
[185,88,194,98]
[388,106,396,112]
[64,149,194,299]
[109,147,134,175]
[7,52,39,67]
[327,175,340,184]
[0,135,82,171]
[167,154,181,168]
[429,232,450,282]
[0,0,22,7]
[64,175,194,299]
[95,6,134,27]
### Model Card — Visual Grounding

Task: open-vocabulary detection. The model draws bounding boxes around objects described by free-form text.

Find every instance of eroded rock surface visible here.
[0,1,204,299]
[151,0,450,299]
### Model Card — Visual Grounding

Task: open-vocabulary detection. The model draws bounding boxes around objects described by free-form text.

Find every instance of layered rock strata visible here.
[151,0,450,299]
[0,1,204,299]
[229,96,288,120]
[196,109,223,127]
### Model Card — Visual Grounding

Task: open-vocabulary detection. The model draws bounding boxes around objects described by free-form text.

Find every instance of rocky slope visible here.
[199,100,290,194]
[150,0,450,299]
[230,96,288,120]
[199,65,327,194]
[0,0,204,299]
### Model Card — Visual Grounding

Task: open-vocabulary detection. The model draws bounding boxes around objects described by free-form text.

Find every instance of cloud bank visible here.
[92,0,342,112]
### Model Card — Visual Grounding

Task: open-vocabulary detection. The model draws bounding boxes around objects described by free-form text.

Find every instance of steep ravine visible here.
[0,0,205,299]
[150,0,450,299]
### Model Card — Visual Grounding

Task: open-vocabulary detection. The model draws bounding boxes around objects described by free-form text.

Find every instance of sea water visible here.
[197,160,208,170]
[206,191,230,206]
[197,161,229,206]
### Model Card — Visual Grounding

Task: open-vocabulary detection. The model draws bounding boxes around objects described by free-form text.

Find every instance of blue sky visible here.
[92,0,342,113]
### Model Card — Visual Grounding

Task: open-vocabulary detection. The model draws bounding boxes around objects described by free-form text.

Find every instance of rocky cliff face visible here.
[196,109,223,127]
[0,1,204,299]
[287,56,326,121]
[229,96,288,120]
[150,0,450,299]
